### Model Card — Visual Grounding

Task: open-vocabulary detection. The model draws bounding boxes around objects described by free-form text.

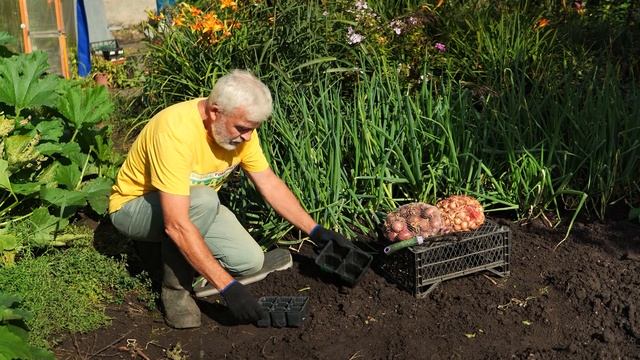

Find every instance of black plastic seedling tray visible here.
[256,296,309,328]
[315,241,373,286]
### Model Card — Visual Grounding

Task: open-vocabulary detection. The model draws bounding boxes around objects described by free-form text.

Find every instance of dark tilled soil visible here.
[54,218,640,359]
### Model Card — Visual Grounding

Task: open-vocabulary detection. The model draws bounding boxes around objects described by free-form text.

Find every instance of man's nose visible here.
[240,132,251,141]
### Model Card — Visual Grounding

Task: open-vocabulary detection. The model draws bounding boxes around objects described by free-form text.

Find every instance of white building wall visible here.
[102,0,156,29]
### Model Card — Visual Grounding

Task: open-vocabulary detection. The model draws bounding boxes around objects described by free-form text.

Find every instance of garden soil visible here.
[54,217,640,360]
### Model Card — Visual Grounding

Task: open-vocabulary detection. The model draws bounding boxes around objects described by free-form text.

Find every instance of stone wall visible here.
[102,0,156,29]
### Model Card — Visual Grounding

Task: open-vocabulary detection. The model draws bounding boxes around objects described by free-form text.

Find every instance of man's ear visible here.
[207,104,221,122]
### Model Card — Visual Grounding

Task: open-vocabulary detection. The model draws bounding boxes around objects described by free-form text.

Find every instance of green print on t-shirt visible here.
[189,164,238,189]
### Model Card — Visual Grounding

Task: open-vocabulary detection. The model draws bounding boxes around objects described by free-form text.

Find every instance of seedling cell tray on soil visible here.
[256,296,309,328]
[315,241,373,286]
[380,219,511,298]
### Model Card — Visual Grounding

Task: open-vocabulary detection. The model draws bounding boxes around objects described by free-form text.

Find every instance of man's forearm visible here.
[262,177,317,234]
[165,220,234,290]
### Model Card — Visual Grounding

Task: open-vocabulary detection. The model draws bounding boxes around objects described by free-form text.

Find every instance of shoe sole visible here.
[194,248,293,298]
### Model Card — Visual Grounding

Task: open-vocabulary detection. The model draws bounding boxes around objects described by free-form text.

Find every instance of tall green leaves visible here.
[144,1,640,246]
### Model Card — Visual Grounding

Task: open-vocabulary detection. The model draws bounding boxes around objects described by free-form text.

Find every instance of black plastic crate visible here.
[256,296,309,328]
[90,40,125,61]
[380,219,511,298]
[315,241,373,286]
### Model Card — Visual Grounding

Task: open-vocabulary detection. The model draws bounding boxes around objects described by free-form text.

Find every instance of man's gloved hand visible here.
[220,280,265,323]
[309,224,351,249]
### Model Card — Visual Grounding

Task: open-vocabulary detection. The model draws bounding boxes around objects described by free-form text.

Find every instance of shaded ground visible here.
[54,217,640,359]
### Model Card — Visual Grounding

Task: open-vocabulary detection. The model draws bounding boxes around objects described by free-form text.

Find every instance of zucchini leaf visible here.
[81,177,113,214]
[0,160,13,196]
[0,51,59,116]
[40,187,87,209]
[54,164,81,190]
[57,85,113,131]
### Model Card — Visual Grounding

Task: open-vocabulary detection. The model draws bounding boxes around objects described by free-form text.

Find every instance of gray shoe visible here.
[194,248,293,298]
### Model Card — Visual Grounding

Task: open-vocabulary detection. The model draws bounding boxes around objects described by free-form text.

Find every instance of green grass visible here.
[0,246,153,348]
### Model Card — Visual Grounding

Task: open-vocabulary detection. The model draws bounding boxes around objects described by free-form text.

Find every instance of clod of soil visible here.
[55,218,640,359]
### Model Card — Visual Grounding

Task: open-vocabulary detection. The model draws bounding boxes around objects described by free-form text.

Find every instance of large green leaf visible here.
[0,115,14,137]
[28,207,68,245]
[81,177,113,214]
[0,234,18,252]
[0,160,12,195]
[0,293,21,309]
[35,119,64,142]
[0,51,59,116]
[56,85,113,130]
[0,326,55,360]
[11,182,41,195]
[39,187,86,208]
[0,32,16,58]
[4,134,40,169]
[37,141,81,160]
[54,164,81,190]
[35,161,61,186]
[0,32,14,48]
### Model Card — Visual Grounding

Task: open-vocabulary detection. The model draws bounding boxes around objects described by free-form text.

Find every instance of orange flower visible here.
[190,6,202,16]
[202,13,224,33]
[535,18,550,29]
[190,21,204,32]
[220,0,238,11]
[173,15,184,27]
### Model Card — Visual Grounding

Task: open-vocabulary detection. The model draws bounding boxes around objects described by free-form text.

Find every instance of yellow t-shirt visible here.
[108,98,269,213]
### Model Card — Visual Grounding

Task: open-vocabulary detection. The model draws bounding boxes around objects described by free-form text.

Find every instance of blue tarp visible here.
[157,0,176,12]
[76,0,91,76]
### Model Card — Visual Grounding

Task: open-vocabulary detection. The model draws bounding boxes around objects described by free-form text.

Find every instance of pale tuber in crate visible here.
[380,219,511,298]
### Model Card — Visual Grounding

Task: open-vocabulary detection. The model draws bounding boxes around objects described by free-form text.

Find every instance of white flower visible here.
[347,26,364,44]
[389,20,404,35]
[355,0,368,10]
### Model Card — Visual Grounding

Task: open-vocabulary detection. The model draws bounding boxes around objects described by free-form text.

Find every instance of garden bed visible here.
[54,217,640,359]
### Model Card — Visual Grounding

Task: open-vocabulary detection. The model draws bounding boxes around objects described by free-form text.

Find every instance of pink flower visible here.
[434,42,446,52]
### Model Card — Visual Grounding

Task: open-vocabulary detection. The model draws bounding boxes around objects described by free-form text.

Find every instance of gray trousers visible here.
[110,186,264,277]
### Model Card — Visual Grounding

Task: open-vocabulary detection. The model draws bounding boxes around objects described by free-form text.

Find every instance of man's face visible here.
[206,105,260,151]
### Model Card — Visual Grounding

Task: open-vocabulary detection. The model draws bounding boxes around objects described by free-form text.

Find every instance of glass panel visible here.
[31,37,61,75]
[62,0,76,48]
[26,0,57,34]
[0,0,25,52]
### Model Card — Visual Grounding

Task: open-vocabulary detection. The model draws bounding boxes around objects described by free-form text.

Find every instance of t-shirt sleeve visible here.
[240,130,270,173]
[148,129,193,196]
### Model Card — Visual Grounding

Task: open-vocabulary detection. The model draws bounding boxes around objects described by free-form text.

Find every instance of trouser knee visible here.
[228,248,264,276]
[189,186,220,234]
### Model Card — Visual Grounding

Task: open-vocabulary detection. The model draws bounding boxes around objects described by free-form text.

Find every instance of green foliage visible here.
[0,34,122,258]
[140,0,640,246]
[0,247,153,348]
[0,32,16,58]
[56,85,113,141]
[630,207,640,223]
[0,51,59,118]
[0,293,55,359]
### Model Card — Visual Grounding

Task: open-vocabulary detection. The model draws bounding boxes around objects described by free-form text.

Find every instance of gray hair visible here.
[207,69,273,123]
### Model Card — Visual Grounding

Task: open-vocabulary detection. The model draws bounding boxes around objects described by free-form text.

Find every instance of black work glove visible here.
[309,224,351,249]
[220,280,265,323]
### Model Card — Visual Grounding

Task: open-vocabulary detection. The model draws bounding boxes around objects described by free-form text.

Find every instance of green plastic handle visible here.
[383,236,425,255]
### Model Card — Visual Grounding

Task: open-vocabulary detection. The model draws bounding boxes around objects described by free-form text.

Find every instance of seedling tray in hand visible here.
[315,241,373,286]
[256,296,309,328]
